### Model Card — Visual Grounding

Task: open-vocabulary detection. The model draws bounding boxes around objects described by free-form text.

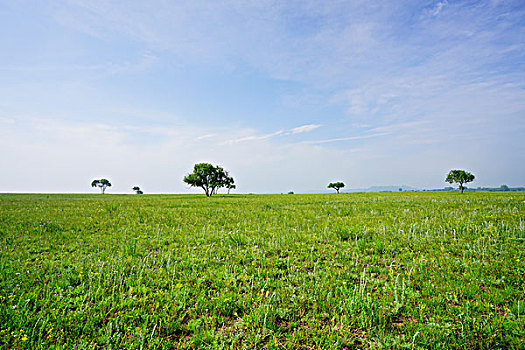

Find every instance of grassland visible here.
[0,192,524,349]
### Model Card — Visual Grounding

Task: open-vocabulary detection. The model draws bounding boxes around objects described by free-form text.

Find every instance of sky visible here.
[1,0,524,194]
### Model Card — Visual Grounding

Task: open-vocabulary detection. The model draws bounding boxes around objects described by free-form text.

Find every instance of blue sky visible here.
[1,0,524,193]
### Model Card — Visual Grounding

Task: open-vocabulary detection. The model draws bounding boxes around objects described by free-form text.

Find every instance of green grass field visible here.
[0,192,523,349]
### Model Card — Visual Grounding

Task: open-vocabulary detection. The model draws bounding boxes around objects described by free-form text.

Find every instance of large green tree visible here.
[445,170,475,193]
[328,181,345,193]
[91,179,112,194]
[183,163,234,196]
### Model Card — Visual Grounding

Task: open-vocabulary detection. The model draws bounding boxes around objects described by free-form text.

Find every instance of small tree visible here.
[445,170,475,193]
[91,179,112,194]
[328,182,345,193]
[132,186,143,194]
[183,163,234,196]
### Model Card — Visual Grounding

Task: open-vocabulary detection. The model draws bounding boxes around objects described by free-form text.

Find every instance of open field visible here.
[0,192,524,349]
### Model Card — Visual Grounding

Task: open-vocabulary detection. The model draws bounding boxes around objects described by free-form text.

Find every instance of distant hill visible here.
[432,185,525,192]
[353,185,420,192]
[303,184,525,194]
[303,185,421,194]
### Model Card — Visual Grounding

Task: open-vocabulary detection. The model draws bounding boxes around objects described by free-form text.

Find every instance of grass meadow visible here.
[0,192,524,349]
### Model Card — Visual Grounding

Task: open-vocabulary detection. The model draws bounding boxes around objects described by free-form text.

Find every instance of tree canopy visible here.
[183,163,234,196]
[445,170,475,193]
[132,186,143,194]
[328,182,345,193]
[91,179,112,194]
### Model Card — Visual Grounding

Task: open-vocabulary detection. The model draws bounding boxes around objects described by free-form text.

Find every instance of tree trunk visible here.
[460,184,464,193]
[336,189,339,193]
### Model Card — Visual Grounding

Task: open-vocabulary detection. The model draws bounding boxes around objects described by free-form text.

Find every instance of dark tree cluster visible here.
[183,163,235,196]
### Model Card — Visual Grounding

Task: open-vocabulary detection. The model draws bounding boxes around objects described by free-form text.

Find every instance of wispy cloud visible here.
[369,121,428,134]
[0,116,16,124]
[0,53,157,76]
[290,124,321,134]
[221,130,284,144]
[221,123,321,144]
[300,132,389,145]
[196,133,216,140]
[425,1,448,17]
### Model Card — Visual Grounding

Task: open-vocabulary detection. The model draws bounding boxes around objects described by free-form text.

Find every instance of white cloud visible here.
[300,132,389,145]
[290,124,321,134]
[222,130,284,144]
[196,133,216,140]
[0,53,158,76]
[222,123,321,144]
[0,116,16,124]
[426,1,448,17]
[369,121,427,134]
